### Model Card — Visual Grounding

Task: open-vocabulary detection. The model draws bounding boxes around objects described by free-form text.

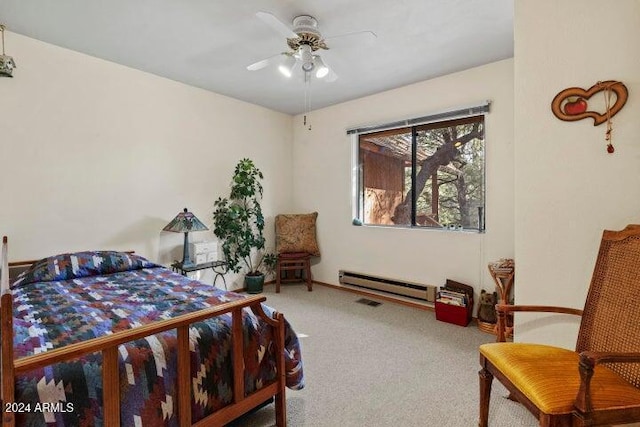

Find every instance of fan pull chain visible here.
[303,72,312,130]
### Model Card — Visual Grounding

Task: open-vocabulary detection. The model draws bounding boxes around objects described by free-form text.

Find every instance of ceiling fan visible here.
[247,12,376,82]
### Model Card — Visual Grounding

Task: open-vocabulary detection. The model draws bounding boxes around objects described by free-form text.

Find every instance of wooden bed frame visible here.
[0,236,288,427]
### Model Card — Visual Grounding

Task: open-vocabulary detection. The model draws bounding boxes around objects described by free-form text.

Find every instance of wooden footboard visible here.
[0,237,287,427]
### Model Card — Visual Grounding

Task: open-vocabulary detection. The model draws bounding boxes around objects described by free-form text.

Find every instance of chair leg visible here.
[479,368,493,427]
[305,259,312,291]
[539,414,557,427]
[276,259,281,293]
[275,389,286,426]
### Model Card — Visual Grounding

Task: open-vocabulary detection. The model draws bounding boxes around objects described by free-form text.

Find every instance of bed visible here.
[0,237,304,426]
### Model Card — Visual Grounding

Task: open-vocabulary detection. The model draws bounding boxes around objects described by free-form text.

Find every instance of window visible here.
[355,115,485,231]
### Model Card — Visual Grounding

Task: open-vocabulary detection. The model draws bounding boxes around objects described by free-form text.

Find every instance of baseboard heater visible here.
[338,270,437,303]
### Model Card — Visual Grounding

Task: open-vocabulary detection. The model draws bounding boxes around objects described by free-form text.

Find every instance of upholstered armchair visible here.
[479,225,640,427]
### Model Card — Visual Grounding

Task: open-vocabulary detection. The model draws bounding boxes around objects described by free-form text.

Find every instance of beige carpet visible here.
[231,284,540,426]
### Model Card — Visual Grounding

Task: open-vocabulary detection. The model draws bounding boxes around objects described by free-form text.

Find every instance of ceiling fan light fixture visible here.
[278,55,296,78]
[278,64,292,77]
[302,61,314,73]
[248,12,350,85]
[299,44,315,73]
[314,56,329,78]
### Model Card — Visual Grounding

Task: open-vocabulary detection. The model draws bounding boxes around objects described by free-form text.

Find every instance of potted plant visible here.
[213,158,277,294]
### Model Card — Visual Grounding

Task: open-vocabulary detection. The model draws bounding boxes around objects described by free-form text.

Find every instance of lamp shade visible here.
[163,208,208,233]
[278,55,296,78]
[163,208,208,267]
[314,55,329,78]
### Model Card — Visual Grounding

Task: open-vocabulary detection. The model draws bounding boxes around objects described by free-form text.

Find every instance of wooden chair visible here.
[276,252,312,293]
[274,212,319,293]
[479,225,640,427]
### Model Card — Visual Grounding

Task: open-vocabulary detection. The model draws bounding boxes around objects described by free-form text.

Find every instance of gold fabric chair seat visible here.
[480,343,640,415]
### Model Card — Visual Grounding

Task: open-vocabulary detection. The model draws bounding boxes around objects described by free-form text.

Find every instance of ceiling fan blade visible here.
[325,30,377,48]
[246,54,283,71]
[256,11,298,39]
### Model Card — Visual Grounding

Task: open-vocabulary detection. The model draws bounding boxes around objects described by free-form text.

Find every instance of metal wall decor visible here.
[0,25,16,77]
[551,81,628,153]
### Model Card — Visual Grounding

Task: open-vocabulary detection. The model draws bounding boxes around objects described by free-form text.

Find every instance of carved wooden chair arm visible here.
[579,351,640,367]
[575,351,640,413]
[494,304,583,342]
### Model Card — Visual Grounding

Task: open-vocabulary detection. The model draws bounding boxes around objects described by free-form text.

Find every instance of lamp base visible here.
[181,260,196,268]
[182,231,193,268]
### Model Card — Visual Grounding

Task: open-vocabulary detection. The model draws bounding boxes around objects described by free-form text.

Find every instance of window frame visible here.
[352,114,486,232]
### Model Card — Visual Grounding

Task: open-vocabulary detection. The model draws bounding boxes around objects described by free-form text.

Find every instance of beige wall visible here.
[514,0,640,347]
[0,34,294,290]
[290,59,515,307]
[7,0,638,348]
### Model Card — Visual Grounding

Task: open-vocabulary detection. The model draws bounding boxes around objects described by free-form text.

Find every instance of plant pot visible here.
[245,274,265,294]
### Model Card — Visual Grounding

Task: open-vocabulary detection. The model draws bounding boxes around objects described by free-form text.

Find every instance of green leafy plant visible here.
[213,158,277,277]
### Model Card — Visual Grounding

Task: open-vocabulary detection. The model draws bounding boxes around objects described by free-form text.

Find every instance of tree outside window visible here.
[356,115,485,230]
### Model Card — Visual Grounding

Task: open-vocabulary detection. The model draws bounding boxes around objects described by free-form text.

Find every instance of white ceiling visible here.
[0,0,514,115]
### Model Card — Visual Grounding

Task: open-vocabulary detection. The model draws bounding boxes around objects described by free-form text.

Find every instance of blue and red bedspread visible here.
[9,251,304,426]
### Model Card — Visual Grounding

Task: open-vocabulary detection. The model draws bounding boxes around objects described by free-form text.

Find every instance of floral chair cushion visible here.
[275,212,320,256]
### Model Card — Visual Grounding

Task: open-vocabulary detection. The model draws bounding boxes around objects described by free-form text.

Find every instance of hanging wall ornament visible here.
[0,24,17,77]
[551,80,628,154]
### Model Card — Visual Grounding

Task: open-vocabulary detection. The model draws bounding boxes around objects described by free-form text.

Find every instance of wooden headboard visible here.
[7,261,32,283]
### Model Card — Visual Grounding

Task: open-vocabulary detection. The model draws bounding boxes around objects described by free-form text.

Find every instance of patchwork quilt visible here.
[9,251,304,426]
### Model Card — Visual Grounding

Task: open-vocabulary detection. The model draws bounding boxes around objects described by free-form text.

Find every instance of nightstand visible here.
[171,260,228,289]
